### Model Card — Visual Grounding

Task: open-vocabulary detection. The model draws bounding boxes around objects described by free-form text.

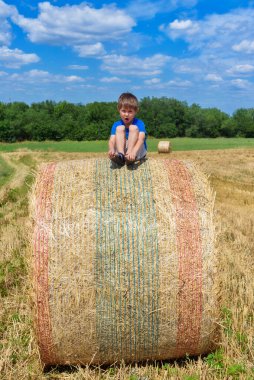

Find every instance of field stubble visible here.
[0,149,253,379]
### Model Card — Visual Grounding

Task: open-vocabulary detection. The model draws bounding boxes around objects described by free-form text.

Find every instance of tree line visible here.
[0,97,253,142]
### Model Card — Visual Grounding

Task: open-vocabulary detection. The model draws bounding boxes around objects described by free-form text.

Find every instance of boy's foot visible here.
[125,157,136,166]
[125,155,146,166]
[110,153,125,166]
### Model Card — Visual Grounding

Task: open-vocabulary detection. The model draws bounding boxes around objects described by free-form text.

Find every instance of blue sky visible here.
[0,0,254,113]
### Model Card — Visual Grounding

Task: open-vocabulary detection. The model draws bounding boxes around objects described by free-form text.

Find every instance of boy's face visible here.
[119,106,137,127]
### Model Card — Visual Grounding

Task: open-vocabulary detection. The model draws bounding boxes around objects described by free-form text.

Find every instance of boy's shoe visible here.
[125,158,136,166]
[111,153,125,166]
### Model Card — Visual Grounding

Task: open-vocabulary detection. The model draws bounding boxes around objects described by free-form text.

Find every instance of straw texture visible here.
[31,158,219,365]
[158,141,171,153]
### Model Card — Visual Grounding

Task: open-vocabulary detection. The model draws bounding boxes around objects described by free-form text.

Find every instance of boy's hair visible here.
[117,92,139,111]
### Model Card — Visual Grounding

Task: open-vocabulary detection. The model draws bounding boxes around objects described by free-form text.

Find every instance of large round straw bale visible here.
[31,158,219,366]
[158,140,171,153]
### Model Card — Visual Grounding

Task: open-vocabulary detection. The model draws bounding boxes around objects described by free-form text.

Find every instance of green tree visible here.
[200,108,229,137]
[185,104,204,137]
[0,98,252,142]
[233,108,254,137]
[220,118,237,137]
[139,97,188,137]
[1,102,29,141]
[84,101,118,140]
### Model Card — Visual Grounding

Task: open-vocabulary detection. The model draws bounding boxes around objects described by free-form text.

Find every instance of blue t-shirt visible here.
[110,118,147,150]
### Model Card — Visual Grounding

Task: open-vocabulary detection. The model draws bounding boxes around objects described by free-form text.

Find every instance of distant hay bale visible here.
[158,141,171,153]
[30,158,219,366]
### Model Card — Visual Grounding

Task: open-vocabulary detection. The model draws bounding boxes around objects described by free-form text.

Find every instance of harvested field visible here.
[0,149,253,379]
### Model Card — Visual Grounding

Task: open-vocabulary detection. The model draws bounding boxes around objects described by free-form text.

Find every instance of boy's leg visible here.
[135,144,147,160]
[127,125,139,154]
[116,125,126,155]
[126,124,147,162]
[110,125,125,166]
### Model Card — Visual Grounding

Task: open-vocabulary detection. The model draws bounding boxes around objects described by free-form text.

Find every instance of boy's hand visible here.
[108,149,115,159]
[125,150,137,161]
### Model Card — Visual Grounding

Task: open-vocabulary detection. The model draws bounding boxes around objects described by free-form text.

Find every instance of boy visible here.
[108,92,147,166]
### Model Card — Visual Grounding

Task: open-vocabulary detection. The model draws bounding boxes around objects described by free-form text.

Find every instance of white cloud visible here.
[64,75,84,83]
[126,0,197,19]
[101,54,171,76]
[127,0,162,19]
[160,8,254,88]
[227,64,254,75]
[100,77,130,83]
[160,19,199,39]
[167,79,192,87]
[205,74,223,82]
[67,65,88,70]
[73,43,105,57]
[0,0,14,16]
[232,40,254,53]
[231,78,250,89]
[160,8,254,52]
[13,2,135,45]
[8,69,84,84]
[170,19,194,30]
[173,63,201,74]
[0,0,18,45]
[0,19,11,45]
[0,46,39,68]
[144,78,161,85]
[143,77,192,89]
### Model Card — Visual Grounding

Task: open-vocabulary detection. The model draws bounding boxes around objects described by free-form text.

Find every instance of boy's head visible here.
[117,92,139,112]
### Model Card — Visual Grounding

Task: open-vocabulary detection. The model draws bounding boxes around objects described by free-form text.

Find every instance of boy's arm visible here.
[108,135,116,158]
[126,132,145,161]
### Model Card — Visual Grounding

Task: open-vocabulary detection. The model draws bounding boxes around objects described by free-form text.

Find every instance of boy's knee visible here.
[129,124,139,133]
[128,125,139,140]
[116,125,125,133]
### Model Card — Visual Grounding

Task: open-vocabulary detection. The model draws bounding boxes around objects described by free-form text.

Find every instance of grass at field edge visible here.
[0,137,254,153]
